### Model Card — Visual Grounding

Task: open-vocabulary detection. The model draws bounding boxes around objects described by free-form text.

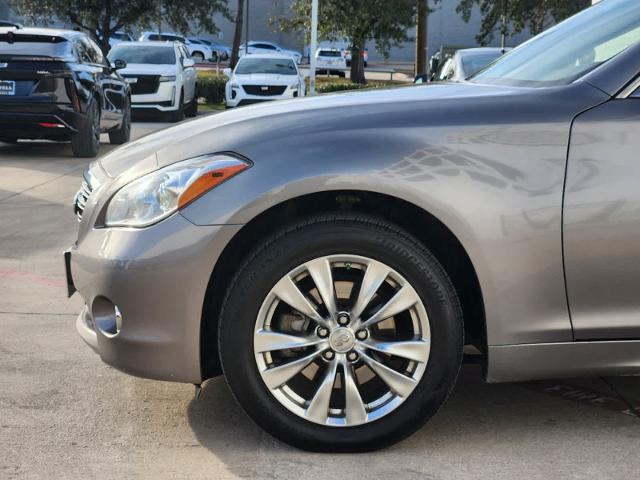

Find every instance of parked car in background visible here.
[139,31,213,62]
[0,20,21,28]
[344,47,368,67]
[224,53,305,108]
[107,31,134,48]
[0,27,130,157]
[107,41,197,122]
[239,41,302,64]
[315,48,346,77]
[189,38,231,61]
[431,47,510,82]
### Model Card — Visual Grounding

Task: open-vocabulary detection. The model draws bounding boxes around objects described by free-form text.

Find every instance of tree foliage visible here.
[277,0,416,84]
[456,0,591,45]
[11,0,229,53]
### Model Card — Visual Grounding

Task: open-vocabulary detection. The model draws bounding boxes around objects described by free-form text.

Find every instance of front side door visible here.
[564,91,640,340]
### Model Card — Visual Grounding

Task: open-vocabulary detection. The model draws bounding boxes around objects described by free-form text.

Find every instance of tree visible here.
[11,0,230,54]
[277,0,416,84]
[230,0,245,69]
[456,0,591,46]
[415,0,442,77]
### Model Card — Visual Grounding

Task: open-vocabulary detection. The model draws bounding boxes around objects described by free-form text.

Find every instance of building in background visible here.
[1,0,535,62]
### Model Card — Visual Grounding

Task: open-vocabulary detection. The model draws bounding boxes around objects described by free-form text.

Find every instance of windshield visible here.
[471,0,640,87]
[108,46,175,65]
[236,58,297,75]
[461,52,502,77]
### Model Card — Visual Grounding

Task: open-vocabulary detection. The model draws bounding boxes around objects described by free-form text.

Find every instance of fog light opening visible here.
[92,297,122,338]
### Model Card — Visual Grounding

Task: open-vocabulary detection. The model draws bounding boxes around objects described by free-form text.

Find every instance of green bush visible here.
[316,82,370,94]
[198,74,227,104]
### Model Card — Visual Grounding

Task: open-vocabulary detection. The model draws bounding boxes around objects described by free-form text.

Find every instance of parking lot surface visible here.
[1,121,639,480]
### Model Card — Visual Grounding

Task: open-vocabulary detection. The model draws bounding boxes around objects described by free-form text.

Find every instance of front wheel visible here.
[169,91,184,122]
[218,214,463,452]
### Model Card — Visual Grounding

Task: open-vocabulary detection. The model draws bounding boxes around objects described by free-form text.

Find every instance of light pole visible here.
[245,0,250,54]
[309,0,318,95]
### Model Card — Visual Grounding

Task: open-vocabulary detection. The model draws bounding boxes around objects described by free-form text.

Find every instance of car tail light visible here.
[38,122,65,128]
[65,78,82,112]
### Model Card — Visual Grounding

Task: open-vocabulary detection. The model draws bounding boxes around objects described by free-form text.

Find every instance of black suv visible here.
[0,28,131,157]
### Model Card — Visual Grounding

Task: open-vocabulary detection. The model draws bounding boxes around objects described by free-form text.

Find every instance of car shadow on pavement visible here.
[186,365,640,477]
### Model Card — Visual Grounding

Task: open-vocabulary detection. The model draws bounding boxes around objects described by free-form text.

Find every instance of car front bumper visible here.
[226,87,300,108]
[131,82,180,112]
[66,213,241,383]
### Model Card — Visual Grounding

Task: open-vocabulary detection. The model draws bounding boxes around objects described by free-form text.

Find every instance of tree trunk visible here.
[350,45,366,84]
[415,0,428,77]
[230,0,245,69]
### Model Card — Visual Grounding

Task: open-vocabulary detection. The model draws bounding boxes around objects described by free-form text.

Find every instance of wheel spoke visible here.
[305,359,338,424]
[351,260,390,319]
[363,339,430,363]
[272,276,328,326]
[254,329,325,353]
[260,350,322,390]
[360,284,420,329]
[305,258,337,320]
[341,357,368,424]
[359,350,417,397]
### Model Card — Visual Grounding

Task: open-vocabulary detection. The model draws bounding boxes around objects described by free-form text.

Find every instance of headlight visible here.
[159,75,176,82]
[105,154,250,228]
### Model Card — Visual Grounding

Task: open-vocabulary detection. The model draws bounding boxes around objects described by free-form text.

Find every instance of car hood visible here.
[97,81,607,179]
[233,73,299,84]
[118,64,176,76]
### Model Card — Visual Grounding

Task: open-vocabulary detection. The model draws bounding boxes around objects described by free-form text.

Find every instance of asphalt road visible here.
[1,120,639,480]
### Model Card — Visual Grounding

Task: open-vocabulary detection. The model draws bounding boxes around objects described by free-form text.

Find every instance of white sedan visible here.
[239,41,303,64]
[224,54,306,108]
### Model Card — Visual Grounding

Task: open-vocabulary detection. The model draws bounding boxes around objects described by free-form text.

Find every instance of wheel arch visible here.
[200,190,487,380]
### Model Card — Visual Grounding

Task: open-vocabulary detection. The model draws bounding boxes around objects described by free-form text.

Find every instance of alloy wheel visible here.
[253,254,431,427]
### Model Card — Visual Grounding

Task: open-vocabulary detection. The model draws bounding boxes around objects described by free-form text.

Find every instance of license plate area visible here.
[0,80,15,96]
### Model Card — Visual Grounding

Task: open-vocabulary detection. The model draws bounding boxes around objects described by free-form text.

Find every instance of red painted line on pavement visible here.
[0,269,66,287]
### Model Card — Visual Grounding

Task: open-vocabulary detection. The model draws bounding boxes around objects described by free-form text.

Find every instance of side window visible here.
[87,38,104,65]
[75,38,91,64]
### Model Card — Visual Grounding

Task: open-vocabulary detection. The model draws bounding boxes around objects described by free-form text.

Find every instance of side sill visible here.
[487,340,640,383]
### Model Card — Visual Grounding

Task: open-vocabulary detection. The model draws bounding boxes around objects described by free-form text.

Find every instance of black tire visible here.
[218,214,464,452]
[169,90,185,122]
[71,98,100,158]
[185,91,198,118]
[108,97,131,144]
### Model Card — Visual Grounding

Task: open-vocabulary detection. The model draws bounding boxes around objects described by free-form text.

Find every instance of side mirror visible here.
[113,59,127,70]
[223,67,232,77]
[182,57,195,68]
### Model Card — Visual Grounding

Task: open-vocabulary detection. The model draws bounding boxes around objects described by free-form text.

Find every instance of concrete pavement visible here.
[0,121,639,480]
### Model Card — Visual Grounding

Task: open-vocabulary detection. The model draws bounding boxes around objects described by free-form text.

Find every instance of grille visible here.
[242,85,287,96]
[124,75,160,95]
[74,179,92,222]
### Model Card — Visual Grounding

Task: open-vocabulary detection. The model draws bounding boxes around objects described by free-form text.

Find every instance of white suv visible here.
[108,42,198,121]
[224,53,306,108]
[315,48,346,77]
[138,32,213,62]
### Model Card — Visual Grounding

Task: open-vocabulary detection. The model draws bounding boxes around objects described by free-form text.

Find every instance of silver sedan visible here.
[66,0,640,451]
